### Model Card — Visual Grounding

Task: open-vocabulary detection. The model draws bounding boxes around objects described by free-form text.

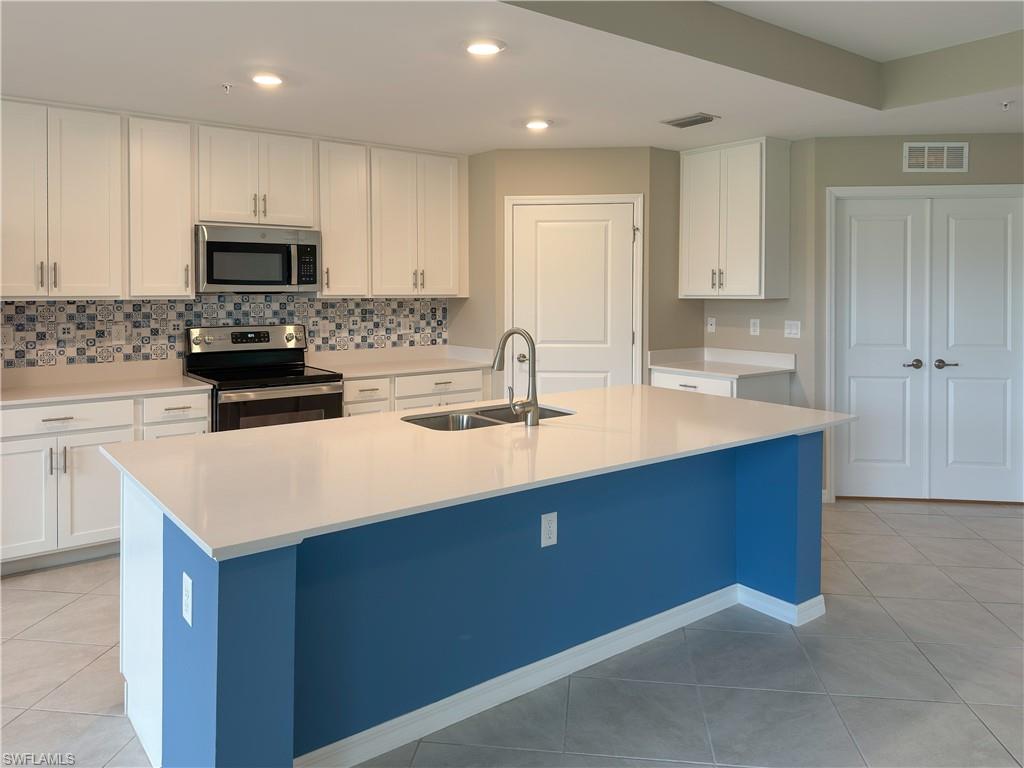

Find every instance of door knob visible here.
[934,359,959,369]
[902,359,923,369]
[516,353,529,363]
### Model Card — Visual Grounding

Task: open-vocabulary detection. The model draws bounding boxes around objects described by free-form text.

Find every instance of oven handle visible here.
[217,382,343,403]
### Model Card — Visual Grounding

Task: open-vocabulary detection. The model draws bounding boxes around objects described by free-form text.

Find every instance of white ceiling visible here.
[2,2,1021,155]
[719,1,1024,61]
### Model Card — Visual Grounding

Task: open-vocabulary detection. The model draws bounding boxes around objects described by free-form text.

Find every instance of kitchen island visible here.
[102,385,851,768]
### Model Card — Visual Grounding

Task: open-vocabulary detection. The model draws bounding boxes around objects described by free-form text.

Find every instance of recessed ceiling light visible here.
[252,73,283,87]
[526,119,550,131]
[467,39,507,56]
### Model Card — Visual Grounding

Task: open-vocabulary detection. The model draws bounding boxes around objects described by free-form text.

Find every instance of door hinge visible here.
[632,225,640,243]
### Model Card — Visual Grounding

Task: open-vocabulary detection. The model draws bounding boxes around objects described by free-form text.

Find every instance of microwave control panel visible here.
[297,245,318,285]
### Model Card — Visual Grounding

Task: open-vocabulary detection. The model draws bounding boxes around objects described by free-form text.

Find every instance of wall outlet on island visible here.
[541,512,558,547]
[182,572,193,627]
[749,318,760,336]
[706,316,716,333]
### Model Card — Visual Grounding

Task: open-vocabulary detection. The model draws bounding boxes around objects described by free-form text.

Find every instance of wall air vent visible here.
[903,141,969,172]
[663,112,719,129]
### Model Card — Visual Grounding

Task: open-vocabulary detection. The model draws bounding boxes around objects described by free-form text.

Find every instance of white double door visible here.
[509,201,637,395]
[835,193,1023,501]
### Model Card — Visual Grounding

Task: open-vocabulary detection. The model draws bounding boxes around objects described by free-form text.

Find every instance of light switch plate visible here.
[182,572,193,627]
[541,512,557,547]
[706,316,717,333]
[784,320,801,339]
[749,318,760,336]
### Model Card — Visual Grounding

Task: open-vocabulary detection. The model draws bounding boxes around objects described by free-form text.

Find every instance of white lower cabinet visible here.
[1,437,58,560]
[343,400,390,417]
[143,421,208,440]
[650,369,791,405]
[345,369,485,415]
[57,427,133,549]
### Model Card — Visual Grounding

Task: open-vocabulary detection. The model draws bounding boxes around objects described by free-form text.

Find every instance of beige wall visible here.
[449,147,703,365]
[704,133,1024,409]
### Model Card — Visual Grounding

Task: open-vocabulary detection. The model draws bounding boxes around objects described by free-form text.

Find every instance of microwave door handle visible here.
[290,245,299,288]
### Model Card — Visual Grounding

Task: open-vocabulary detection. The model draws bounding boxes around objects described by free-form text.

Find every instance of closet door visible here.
[929,197,1023,501]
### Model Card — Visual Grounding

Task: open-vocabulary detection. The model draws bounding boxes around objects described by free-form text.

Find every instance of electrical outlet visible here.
[706,316,717,333]
[784,320,801,339]
[541,512,558,547]
[112,324,127,345]
[749,318,760,336]
[182,572,193,627]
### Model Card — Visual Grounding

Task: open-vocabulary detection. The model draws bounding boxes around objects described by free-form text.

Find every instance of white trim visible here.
[293,583,818,767]
[824,184,1024,501]
[736,585,825,626]
[501,195,644,394]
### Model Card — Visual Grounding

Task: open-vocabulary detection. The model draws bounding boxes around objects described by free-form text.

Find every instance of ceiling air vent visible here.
[903,141,969,172]
[663,112,718,129]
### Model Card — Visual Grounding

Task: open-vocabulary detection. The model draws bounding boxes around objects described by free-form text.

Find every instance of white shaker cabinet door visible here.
[1,101,48,297]
[319,141,370,295]
[678,149,721,297]
[0,437,58,560]
[371,148,420,296]
[718,141,762,297]
[57,427,133,549]
[417,154,459,296]
[129,117,193,297]
[197,126,260,224]
[343,400,391,417]
[143,421,208,440]
[258,133,315,227]
[47,107,123,297]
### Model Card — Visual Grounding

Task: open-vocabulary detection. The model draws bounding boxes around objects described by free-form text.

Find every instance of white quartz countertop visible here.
[308,355,490,380]
[103,385,852,561]
[649,360,795,380]
[1,376,212,408]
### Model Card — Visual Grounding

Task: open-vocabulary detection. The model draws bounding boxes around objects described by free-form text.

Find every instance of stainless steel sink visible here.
[473,405,572,424]
[402,405,572,431]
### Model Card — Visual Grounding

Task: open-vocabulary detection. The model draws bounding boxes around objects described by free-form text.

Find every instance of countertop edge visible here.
[648,364,796,380]
[1,380,213,408]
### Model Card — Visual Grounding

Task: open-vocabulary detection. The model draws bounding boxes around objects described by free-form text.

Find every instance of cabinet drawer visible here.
[651,371,734,397]
[344,400,391,417]
[143,393,210,424]
[394,370,482,398]
[343,378,391,403]
[2,399,133,438]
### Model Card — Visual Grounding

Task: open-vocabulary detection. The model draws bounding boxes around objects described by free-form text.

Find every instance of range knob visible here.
[285,332,295,342]
[204,335,214,345]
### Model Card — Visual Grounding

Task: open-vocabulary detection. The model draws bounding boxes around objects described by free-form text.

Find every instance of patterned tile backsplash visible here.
[1,295,447,367]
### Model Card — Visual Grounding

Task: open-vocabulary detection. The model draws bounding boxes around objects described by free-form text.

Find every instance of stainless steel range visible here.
[184,324,342,432]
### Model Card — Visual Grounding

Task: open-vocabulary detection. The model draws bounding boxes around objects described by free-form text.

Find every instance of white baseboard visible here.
[294,583,821,767]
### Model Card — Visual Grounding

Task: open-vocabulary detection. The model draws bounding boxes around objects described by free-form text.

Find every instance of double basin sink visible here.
[402,404,572,431]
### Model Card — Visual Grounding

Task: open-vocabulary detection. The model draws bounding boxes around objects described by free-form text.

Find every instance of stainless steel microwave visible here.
[195,225,321,294]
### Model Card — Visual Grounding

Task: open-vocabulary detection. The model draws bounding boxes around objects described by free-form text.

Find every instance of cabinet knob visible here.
[285,332,295,342]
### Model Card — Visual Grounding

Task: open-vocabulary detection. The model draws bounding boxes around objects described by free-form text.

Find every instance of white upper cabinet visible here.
[370,148,460,296]
[129,118,193,297]
[198,126,314,226]
[2,101,48,297]
[47,108,124,297]
[197,126,259,224]
[259,133,315,226]
[678,137,789,300]
[319,141,369,295]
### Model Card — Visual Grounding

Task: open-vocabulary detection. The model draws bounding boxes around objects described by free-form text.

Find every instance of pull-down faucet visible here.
[492,328,541,426]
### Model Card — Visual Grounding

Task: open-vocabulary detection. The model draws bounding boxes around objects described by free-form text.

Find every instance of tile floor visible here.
[2,500,1021,767]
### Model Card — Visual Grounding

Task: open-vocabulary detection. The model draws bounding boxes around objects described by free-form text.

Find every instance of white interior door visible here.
[835,198,930,498]
[929,197,1023,501]
[511,202,636,396]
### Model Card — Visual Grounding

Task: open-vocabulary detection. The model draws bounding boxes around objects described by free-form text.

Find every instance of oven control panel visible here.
[187,325,306,353]
[296,245,318,285]
[231,331,271,345]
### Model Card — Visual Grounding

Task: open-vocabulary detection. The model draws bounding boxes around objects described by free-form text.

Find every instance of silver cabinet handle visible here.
[163,405,193,412]
[516,353,528,363]
[934,359,959,369]
[184,264,190,288]
[678,383,698,389]
[711,268,716,290]
[252,193,258,218]
[719,268,725,289]
[48,447,54,476]
[52,262,58,290]
[412,269,418,290]
[419,269,425,289]
[262,194,268,217]
[41,416,74,423]
[325,267,331,289]
[62,445,68,474]
[358,387,380,393]
[434,380,453,386]
[902,359,923,369]
[39,261,45,289]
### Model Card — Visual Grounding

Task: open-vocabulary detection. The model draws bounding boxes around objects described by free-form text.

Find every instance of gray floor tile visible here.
[877,513,978,539]
[826,501,871,512]
[795,595,907,640]
[919,643,1024,706]
[864,501,949,515]
[1,639,107,708]
[35,646,124,716]
[834,696,1017,767]
[686,628,823,692]
[942,567,1024,603]
[800,636,957,701]
[970,704,1024,765]
[564,677,711,762]
[355,742,419,768]
[0,708,135,768]
[91,578,120,596]
[943,503,1024,519]
[686,604,791,635]
[411,742,699,768]
[823,509,895,535]
[985,602,1024,639]
[424,680,567,752]
[576,629,694,684]
[822,538,841,561]
[17,594,119,646]
[846,562,973,600]
[104,736,153,767]
[992,539,1024,565]
[2,706,25,725]
[878,598,1024,647]
[824,533,928,564]
[960,516,1024,541]
[822,560,870,596]
[906,536,1023,569]
[1,557,119,594]
[701,687,863,767]
[1,589,81,638]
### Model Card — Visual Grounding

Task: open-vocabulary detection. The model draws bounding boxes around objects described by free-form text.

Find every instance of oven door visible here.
[215,383,343,431]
